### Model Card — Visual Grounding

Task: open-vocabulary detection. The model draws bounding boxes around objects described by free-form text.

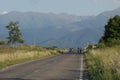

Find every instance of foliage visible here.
[99,15,120,46]
[97,43,106,48]
[6,21,24,46]
[45,46,58,50]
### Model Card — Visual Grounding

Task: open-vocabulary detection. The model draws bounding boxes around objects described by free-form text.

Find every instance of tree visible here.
[99,15,120,46]
[6,21,24,46]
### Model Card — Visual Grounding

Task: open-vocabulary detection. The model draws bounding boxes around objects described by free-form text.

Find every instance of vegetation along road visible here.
[0,52,88,80]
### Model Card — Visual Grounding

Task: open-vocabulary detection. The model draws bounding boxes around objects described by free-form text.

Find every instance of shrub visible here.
[0,40,6,45]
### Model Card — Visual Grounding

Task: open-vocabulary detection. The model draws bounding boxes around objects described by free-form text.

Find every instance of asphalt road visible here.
[0,52,88,80]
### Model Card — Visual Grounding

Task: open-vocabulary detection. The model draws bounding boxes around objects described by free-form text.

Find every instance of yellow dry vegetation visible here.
[0,46,67,69]
[86,46,120,80]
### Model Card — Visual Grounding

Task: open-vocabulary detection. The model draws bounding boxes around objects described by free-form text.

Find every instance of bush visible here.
[0,40,6,45]
[106,39,120,47]
[97,43,106,48]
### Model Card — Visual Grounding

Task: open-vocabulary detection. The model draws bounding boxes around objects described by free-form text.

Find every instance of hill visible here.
[0,7,120,48]
[39,7,120,48]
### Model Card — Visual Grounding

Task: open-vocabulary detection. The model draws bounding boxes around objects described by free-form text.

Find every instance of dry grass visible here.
[85,46,120,80]
[0,46,67,69]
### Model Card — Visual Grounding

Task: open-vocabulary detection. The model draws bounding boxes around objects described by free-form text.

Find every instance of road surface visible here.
[0,52,88,80]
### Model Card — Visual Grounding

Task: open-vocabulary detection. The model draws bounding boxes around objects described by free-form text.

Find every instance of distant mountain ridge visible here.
[0,7,120,48]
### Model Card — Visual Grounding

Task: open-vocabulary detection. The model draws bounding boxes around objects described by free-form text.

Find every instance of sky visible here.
[0,0,120,16]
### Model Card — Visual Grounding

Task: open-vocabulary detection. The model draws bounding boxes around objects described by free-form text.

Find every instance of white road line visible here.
[79,54,83,80]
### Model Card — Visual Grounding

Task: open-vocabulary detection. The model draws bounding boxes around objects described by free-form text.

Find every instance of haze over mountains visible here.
[0,7,120,48]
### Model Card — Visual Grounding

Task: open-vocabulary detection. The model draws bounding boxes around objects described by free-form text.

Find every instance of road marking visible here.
[79,54,83,80]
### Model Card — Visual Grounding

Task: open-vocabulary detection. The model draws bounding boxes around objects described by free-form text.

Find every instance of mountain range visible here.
[0,7,120,48]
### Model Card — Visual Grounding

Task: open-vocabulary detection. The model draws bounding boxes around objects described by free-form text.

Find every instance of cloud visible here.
[1,11,9,15]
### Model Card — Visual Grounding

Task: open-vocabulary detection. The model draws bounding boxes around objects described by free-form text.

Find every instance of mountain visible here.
[39,7,120,48]
[0,11,91,44]
[0,7,120,48]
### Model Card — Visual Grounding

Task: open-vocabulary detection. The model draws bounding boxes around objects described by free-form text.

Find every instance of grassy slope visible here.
[0,46,67,69]
[85,46,120,80]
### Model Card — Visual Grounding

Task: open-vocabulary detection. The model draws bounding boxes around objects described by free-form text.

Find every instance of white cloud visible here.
[1,11,9,15]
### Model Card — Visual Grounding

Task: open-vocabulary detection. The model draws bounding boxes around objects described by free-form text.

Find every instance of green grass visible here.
[85,46,120,80]
[0,45,67,69]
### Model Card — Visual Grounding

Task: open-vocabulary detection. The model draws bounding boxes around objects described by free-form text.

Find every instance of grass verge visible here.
[0,46,67,70]
[85,46,120,80]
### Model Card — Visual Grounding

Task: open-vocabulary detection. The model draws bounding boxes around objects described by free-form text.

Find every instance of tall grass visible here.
[85,46,120,80]
[0,46,67,69]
